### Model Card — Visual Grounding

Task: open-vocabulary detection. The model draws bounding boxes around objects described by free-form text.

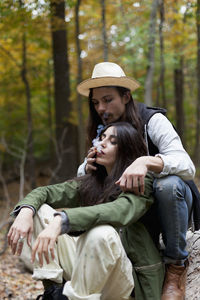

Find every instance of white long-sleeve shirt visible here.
[77,113,196,180]
[148,113,195,180]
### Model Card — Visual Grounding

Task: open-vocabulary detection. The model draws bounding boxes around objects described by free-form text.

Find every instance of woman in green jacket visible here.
[8,122,164,300]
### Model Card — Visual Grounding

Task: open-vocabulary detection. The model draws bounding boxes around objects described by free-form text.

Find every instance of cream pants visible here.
[21,204,134,300]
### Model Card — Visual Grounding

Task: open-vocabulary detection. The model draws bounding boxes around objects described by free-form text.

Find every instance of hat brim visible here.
[77,76,140,97]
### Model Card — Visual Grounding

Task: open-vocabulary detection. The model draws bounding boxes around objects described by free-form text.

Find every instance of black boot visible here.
[36,284,68,300]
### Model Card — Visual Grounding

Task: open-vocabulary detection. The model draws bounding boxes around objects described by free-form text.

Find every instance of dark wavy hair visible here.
[86,86,143,149]
[79,122,147,206]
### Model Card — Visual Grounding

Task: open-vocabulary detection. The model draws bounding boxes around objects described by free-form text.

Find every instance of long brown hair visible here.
[86,86,143,149]
[79,122,147,206]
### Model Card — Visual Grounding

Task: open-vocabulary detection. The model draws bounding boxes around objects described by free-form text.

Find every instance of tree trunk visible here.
[46,58,54,158]
[101,0,108,61]
[172,4,191,148]
[156,0,166,108]
[194,0,200,164]
[144,0,159,106]
[19,0,36,189]
[75,0,85,163]
[174,57,185,145]
[50,0,78,182]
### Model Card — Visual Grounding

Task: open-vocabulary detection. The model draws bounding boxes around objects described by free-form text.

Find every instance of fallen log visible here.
[186,230,200,299]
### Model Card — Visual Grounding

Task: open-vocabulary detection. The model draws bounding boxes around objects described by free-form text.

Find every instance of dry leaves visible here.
[0,238,43,300]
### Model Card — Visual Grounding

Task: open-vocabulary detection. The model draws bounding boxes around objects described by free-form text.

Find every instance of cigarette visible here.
[92,138,103,153]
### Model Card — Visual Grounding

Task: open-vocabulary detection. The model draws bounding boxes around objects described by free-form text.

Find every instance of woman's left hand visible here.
[31,215,62,267]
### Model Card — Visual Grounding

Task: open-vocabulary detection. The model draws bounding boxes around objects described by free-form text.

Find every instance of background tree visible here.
[50,0,78,182]
[144,0,160,106]
[101,0,108,61]
[75,0,85,162]
[194,0,200,164]
[172,2,192,146]
[19,0,36,189]
[194,0,200,166]
[156,0,166,108]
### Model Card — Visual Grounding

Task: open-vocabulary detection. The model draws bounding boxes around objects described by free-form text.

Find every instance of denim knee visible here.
[153,175,192,212]
[154,176,182,201]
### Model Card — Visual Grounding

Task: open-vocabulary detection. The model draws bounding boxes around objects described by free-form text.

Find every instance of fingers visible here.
[32,238,42,265]
[86,147,97,173]
[9,228,19,254]
[8,229,25,255]
[49,239,55,261]
[27,230,32,248]
[31,239,38,264]
[116,176,127,192]
[116,175,145,195]
[132,176,141,195]
[11,230,20,255]
[138,176,145,195]
[31,237,56,267]
[43,239,50,265]
[16,235,25,256]
[7,211,33,255]
[8,224,29,255]
[86,157,96,166]
[7,226,13,246]
[87,147,96,157]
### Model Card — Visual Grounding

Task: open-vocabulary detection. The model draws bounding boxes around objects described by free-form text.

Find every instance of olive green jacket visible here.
[13,173,164,300]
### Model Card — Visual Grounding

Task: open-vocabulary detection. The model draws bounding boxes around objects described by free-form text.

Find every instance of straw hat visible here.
[77,62,140,97]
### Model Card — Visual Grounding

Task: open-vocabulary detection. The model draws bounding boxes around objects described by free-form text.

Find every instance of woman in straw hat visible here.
[77,62,197,300]
[8,122,164,300]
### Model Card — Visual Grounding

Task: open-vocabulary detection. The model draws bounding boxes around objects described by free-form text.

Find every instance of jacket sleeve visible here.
[11,180,81,215]
[64,173,154,232]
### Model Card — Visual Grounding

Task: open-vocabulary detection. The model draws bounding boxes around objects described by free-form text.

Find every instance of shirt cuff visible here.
[12,205,36,217]
[54,211,70,235]
[77,158,87,177]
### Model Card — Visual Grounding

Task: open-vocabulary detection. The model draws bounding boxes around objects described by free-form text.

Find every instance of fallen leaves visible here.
[0,234,43,300]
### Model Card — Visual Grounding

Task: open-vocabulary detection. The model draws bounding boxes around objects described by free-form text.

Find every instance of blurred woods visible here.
[0,0,200,212]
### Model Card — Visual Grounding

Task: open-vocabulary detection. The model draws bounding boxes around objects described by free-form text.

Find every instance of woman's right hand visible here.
[85,147,97,173]
[7,207,34,256]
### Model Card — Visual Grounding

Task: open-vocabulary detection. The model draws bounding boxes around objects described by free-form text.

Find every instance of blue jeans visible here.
[153,175,193,265]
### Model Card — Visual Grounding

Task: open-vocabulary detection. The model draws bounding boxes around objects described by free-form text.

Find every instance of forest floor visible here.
[0,241,43,299]
[0,174,49,300]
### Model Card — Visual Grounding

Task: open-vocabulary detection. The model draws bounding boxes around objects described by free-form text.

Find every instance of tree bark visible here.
[156,0,166,108]
[101,0,108,61]
[144,0,159,106]
[46,58,54,158]
[19,0,36,189]
[174,57,185,145]
[172,3,191,147]
[50,0,78,182]
[194,0,200,164]
[75,0,85,163]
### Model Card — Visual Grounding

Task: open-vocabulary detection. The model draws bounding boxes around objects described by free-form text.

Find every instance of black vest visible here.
[137,102,200,231]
